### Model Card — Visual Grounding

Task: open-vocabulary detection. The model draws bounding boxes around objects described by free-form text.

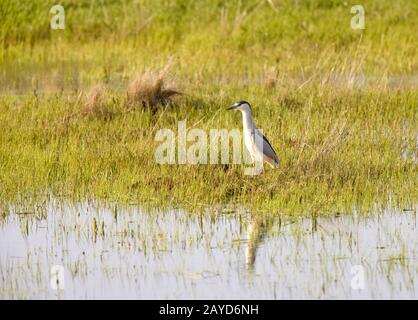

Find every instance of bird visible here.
[227,101,279,169]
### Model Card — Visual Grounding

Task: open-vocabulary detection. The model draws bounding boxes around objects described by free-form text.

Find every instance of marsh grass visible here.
[0,85,416,215]
[0,0,417,215]
[81,85,114,120]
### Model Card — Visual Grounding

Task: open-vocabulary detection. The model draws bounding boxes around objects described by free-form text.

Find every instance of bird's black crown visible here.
[236,100,251,108]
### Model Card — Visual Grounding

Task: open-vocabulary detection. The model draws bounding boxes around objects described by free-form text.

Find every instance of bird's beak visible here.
[227,105,238,111]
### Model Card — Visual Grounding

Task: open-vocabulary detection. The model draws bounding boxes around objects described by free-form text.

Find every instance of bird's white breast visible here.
[241,111,264,162]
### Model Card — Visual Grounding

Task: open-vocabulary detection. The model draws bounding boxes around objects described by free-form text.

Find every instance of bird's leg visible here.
[260,162,265,174]
[253,160,264,175]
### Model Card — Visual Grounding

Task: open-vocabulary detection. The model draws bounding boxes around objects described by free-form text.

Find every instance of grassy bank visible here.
[1,86,416,214]
[0,0,417,215]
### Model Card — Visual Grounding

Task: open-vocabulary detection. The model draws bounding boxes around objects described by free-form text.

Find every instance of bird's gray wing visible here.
[255,130,279,164]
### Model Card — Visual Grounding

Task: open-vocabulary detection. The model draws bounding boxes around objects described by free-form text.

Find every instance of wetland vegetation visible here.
[0,0,417,214]
[0,0,416,299]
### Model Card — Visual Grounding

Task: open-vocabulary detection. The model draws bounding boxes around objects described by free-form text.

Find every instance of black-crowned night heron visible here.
[227,101,279,169]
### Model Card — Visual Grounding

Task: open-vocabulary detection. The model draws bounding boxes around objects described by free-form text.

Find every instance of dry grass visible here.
[126,66,180,112]
[81,85,113,120]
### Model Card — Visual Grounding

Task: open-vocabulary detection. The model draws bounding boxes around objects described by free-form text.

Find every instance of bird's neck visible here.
[241,110,255,132]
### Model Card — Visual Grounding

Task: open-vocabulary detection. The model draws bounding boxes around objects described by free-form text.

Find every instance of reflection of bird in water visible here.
[245,216,266,269]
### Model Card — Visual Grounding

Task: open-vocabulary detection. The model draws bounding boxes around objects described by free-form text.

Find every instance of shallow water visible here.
[0,199,416,299]
[1,64,418,95]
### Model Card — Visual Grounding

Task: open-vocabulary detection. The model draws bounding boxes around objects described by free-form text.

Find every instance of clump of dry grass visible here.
[81,84,113,120]
[126,66,180,112]
[263,67,279,89]
[264,77,277,89]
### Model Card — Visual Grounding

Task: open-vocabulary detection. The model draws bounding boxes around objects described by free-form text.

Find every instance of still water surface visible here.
[0,199,416,299]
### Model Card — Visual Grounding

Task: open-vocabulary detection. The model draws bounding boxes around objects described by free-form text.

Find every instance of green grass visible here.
[0,0,417,215]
